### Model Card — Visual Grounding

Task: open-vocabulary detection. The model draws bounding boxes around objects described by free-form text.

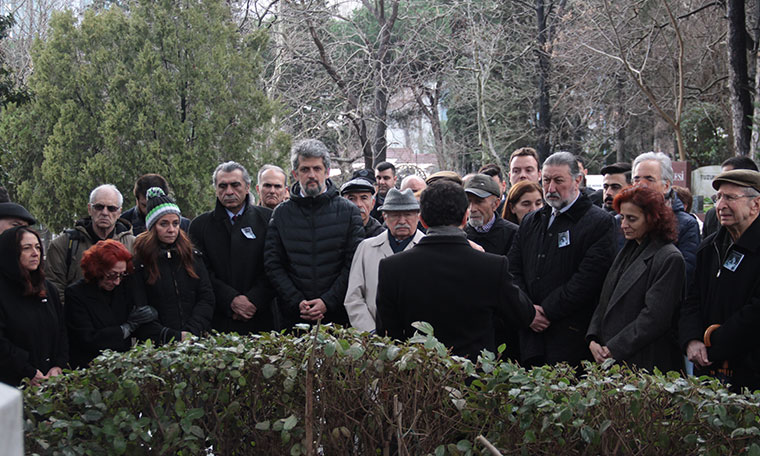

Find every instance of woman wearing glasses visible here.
[132,188,214,344]
[0,226,68,386]
[65,239,157,368]
[587,185,685,372]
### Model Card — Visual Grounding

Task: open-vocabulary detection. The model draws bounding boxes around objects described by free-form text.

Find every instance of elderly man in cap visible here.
[0,202,36,234]
[680,170,760,392]
[464,174,518,256]
[341,177,384,238]
[344,188,424,332]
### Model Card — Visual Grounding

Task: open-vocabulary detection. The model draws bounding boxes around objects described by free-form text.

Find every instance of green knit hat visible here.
[145,187,181,231]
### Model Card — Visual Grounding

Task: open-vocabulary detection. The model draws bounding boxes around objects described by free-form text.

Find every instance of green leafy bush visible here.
[23,324,760,455]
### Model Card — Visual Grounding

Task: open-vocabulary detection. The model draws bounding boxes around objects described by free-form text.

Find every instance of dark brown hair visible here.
[502,180,543,223]
[133,219,198,285]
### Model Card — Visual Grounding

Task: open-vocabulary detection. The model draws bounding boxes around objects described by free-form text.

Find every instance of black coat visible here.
[65,277,136,368]
[133,248,214,344]
[376,232,535,361]
[0,227,68,385]
[464,213,518,256]
[508,194,616,366]
[265,180,364,327]
[679,217,760,391]
[364,216,385,238]
[587,238,684,372]
[190,197,276,334]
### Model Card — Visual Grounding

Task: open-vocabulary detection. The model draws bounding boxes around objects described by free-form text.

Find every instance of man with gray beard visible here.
[265,139,364,328]
[508,152,615,367]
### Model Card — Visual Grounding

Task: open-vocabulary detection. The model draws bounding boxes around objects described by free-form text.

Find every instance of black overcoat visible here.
[508,194,615,366]
[190,196,276,334]
[679,216,760,391]
[587,238,684,372]
[464,212,518,257]
[376,233,535,361]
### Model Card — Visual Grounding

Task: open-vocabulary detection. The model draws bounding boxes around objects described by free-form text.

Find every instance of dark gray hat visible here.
[464,174,501,198]
[379,188,420,212]
[0,202,36,225]
[712,169,760,192]
[340,178,375,196]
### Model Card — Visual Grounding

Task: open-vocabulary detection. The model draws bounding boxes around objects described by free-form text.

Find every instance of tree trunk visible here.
[614,74,625,162]
[535,0,552,163]
[653,116,675,158]
[372,86,388,166]
[727,0,752,156]
[751,0,760,158]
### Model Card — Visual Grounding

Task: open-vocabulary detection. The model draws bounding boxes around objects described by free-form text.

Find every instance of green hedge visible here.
[23,323,760,455]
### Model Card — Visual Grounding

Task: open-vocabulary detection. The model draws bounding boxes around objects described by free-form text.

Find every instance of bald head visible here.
[400,175,426,193]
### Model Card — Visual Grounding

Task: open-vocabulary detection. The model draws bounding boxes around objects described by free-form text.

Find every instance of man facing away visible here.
[376,181,535,361]
[189,161,276,334]
[344,188,425,332]
[47,184,135,302]
[265,139,364,328]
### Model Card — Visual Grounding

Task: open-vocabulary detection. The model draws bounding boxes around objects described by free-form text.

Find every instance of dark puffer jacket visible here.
[265,180,364,327]
[134,248,214,344]
[65,277,137,368]
[0,226,68,385]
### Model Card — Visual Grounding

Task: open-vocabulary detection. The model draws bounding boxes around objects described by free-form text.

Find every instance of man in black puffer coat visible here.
[265,139,364,328]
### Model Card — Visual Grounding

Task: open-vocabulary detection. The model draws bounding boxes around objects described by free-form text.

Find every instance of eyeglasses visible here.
[103,271,129,281]
[92,203,120,213]
[711,193,756,204]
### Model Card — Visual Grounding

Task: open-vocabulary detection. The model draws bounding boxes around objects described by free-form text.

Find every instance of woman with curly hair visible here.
[66,240,158,368]
[502,180,543,224]
[0,226,67,385]
[587,185,685,372]
[132,188,214,344]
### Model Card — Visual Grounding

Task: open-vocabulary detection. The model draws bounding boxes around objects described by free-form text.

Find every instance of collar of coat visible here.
[213,194,253,222]
[288,179,339,206]
[538,192,592,223]
[710,213,760,253]
[367,229,424,248]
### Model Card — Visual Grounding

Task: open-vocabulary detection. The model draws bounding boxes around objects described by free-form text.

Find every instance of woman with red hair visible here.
[586,185,685,372]
[65,239,158,368]
[0,226,67,386]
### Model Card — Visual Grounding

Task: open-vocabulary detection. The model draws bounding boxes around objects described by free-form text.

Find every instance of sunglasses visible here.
[103,271,129,281]
[92,203,120,213]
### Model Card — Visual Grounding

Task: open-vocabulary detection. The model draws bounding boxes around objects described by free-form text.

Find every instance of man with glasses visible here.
[344,188,424,332]
[632,151,700,285]
[680,170,760,392]
[47,184,135,303]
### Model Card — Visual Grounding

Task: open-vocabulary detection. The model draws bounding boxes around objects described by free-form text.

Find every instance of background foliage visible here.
[24,324,760,455]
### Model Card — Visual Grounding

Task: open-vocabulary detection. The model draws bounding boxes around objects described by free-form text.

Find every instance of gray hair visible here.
[213,161,251,187]
[632,152,674,184]
[291,139,331,171]
[543,152,581,178]
[745,187,760,197]
[257,164,287,185]
[89,184,123,207]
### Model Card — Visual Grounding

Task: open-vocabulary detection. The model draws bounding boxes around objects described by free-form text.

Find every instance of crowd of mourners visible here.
[1,139,760,394]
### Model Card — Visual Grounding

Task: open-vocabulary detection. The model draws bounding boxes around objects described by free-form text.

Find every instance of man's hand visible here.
[300,298,327,321]
[46,366,63,378]
[467,240,485,252]
[231,295,256,320]
[529,305,550,332]
[30,369,47,387]
[589,341,611,363]
[686,340,712,367]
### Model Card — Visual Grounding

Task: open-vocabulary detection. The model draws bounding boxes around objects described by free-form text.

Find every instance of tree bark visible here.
[727,0,752,156]
[615,74,626,162]
[535,0,552,163]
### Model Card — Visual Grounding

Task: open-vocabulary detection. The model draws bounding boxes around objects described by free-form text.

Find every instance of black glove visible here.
[120,306,159,338]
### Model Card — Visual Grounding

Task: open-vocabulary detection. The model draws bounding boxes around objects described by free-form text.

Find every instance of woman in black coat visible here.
[133,188,214,344]
[65,240,158,368]
[587,186,685,372]
[0,226,67,386]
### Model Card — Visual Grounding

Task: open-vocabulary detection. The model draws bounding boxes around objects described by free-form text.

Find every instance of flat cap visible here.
[0,202,36,225]
[712,169,760,192]
[426,171,463,186]
[464,174,501,198]
[600,162,632,175]
[340,178,375,196]
[351,168,376,184]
